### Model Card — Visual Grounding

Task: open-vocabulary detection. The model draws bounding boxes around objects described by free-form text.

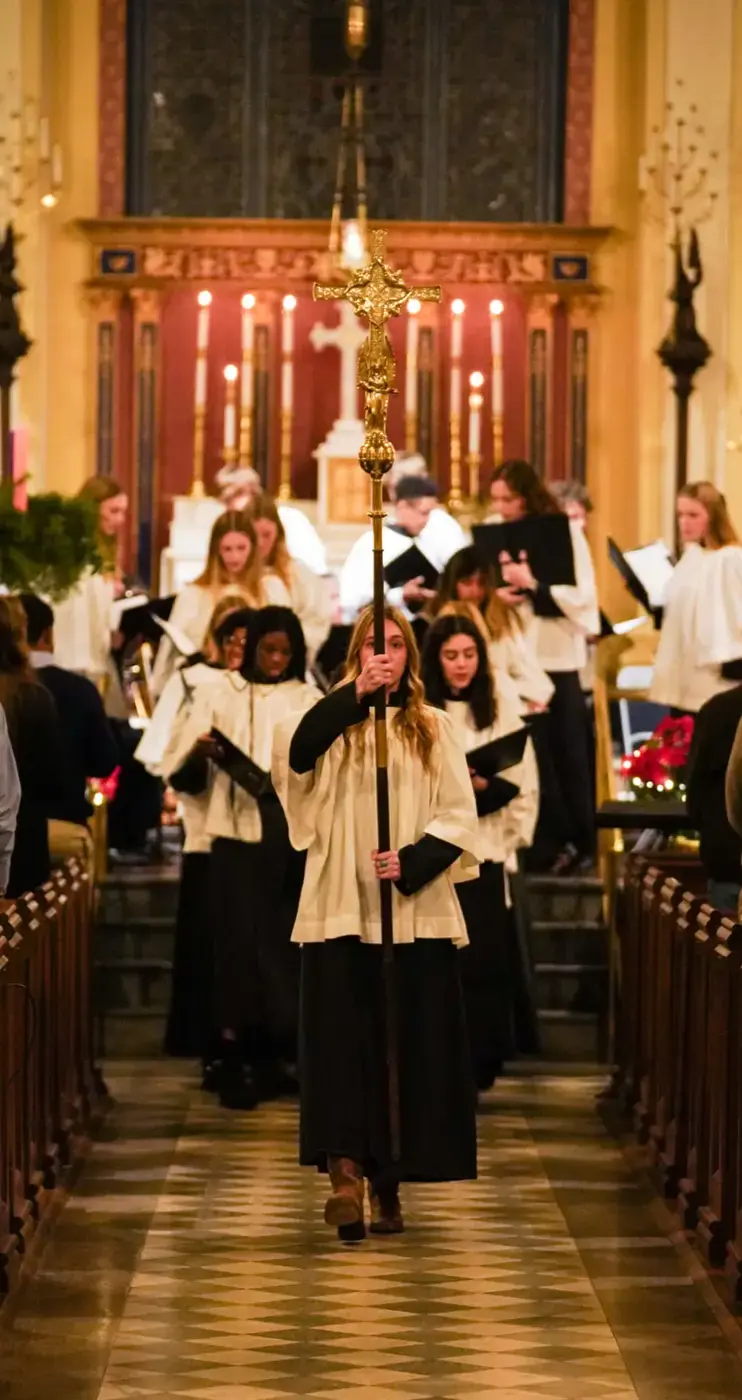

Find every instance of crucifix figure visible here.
[312,229,441,1168]
[309,301,367,424]
[314,229,440,469]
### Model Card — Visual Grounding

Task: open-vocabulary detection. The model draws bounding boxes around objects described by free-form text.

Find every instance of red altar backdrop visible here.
[156,283,532,505]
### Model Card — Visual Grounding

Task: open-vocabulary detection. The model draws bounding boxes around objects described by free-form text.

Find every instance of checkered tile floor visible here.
[3,1067,742,1399]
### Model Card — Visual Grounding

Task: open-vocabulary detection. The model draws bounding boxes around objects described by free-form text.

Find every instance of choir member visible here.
[154,597,251,1074]
[273,604,481,1240]
[421,614,538,1089]
[53,476,129,692]
[167,606,319,1110]
[216,464,328,576]
[651,481,742,714]
[489,460,599,873]
[430,546,554,714]
[388,452,468,562]
[247,493,332,660]
[0,705,20,897]
[0,598,68,896]
[151,509,289,697]
[339,476,456,623]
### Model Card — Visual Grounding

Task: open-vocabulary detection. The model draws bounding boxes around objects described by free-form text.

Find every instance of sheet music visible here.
[623,541,674,609]
[613,616,649,636]
[154,615,199,658]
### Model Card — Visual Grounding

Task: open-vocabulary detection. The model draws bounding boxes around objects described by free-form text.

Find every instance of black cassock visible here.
[288,686,477,1184]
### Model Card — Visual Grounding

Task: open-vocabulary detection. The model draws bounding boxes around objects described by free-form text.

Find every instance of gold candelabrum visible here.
[640,80,719,231]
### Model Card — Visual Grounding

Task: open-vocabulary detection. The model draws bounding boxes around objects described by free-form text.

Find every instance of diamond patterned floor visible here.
[2,1064,742,1399]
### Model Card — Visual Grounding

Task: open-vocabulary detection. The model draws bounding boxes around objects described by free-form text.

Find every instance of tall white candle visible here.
[406,298,421,416]
[489,298,504,416]
[223,365,238,450]
[51,143,63,189]
[196,290,212,351]
[450,299,465,420]
[195,357,207,407]
[468,372,484,455]
[281,295,296,413]
[241,293,255,413]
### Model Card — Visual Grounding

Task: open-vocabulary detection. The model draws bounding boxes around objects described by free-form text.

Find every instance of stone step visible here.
[525,875,604,924]
[537,1009,606,1062]
[99,872,180,922]
[97,1010,168,1059]
[533,964,608,1015]
[529,920,608,969]
[95,963,172,1012]
[95,925,176,962]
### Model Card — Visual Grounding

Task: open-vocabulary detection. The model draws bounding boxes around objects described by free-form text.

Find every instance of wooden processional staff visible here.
[313,230,441,1162]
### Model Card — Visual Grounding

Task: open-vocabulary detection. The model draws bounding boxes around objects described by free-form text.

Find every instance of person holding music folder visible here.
[150,509,291,698]
[422,615,539,1091]
[272,604,481,1241]
[135,595,250,1074]
[167,606,319,1110]
[650,482,742,715]
[339,476,456,624]
[487,460,599,873]
[247,492,332,661]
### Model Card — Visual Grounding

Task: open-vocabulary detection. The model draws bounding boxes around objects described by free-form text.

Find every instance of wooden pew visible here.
[0,859,99,1301]
[696,917,742,1267]
[678,905,724,1229]
[658,889,707,1198]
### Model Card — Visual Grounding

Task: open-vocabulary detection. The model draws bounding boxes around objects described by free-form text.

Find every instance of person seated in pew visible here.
[20,593,119,878]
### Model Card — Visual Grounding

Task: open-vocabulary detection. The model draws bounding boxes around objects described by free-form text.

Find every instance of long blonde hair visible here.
[340,604,436,771]
[247,493,293,591]
[193,510,264,596]
[678,481,739,549]
[77,475,126,572]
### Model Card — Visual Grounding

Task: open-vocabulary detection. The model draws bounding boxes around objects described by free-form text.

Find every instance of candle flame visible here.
[407,298,421,315]
[242,293,256,310]
[489,298,504,316]
[451,298,466,316]
[283,294,297,311]
[198,290,212,308]
[40,192,57,208]
[469,370,485,388]
[223,363,239,383]
[469,392,484,409]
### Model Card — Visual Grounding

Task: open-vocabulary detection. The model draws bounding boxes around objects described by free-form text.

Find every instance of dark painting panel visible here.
[127,0,568,223]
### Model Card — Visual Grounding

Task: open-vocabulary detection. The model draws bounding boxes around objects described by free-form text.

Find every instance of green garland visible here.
[0,487,102,601]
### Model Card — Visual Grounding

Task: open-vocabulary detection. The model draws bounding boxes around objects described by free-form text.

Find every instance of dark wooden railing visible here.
[0,858,101,1298]
[616,853,742,1301]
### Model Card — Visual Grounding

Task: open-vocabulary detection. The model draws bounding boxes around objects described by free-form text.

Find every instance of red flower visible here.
[622,715,694,796]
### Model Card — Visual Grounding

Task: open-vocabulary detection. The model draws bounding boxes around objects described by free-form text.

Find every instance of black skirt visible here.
[210,799,300,1056]
[164,850,214,1059]
[299,937,477,1182]
[455,861,513,1087]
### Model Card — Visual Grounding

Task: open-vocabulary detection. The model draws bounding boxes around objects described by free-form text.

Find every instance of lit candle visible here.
[450,298,465,418]
[406,298,421,415]
[223,364,239,452]
[39,117,50,162]
[489,298,505,465]
[468,371,484,455]
[281,294,296,412]
[51,143,63,189]
[489,298,504,415]
[195,290,212,407]
[241,293,255,407]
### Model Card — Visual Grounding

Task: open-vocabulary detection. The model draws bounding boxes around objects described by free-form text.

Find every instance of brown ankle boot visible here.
[368,1181,404,1235]
[325,1157,365,1240]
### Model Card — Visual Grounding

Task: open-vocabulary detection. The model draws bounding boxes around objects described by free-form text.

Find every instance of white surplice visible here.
[53,571,117,682]
[444,696,539,870]
[149,574,291,698]
[339,517,464,624]
[518,520,600,673]
[278,504,328,576]
[650,543,742,713]
[273,700,483,946]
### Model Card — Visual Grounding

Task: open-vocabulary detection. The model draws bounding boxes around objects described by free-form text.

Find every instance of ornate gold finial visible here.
[313,228,441,472]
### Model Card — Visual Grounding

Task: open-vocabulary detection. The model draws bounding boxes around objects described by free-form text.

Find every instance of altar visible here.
[78,218,609,587]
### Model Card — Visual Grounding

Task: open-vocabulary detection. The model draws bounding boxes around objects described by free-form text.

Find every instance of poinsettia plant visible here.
[621,714,694,799]
[87,767,121,807]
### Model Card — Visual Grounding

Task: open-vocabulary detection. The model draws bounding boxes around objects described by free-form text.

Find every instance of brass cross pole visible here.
[313,229,441,1168]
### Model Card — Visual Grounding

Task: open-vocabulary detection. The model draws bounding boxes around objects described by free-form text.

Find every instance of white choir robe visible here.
[518,520,600,674]
[419,507,469,565]
[149,574,290,698]
[650,543,742,713]
[489,629,554,714]
[272,699,483,946]
[265,559,332,661]
[278,504,328,576]
[146,663,225,855]
[339,519,462,624]
[444,696,539,880]
[53,571,117,682]
[167,670,320,846]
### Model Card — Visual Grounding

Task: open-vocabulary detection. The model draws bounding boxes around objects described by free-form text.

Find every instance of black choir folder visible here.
[608,538,674,614]
[116,594,176,648]
[467,726,528,779]
[472,515,576,587]
[209,728,271,800]
[383,544,440,592]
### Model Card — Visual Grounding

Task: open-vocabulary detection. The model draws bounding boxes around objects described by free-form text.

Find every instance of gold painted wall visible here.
[2,0,99,494]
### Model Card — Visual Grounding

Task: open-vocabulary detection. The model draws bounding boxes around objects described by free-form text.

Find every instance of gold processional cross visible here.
[313,228,441,475]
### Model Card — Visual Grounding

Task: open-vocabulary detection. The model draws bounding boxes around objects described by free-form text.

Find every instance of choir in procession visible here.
[11,445,742,1243]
